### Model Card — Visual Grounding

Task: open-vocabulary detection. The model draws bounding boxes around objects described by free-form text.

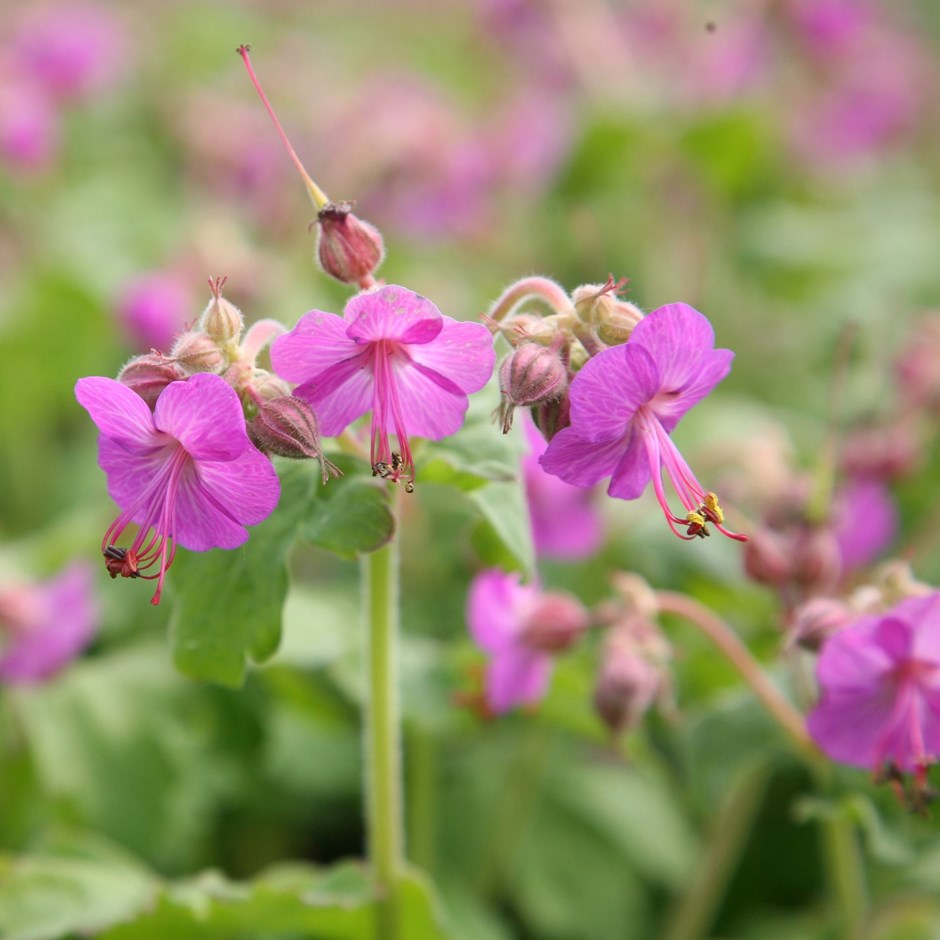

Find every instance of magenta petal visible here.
[630,303,718,388]
[486,648,552,713]
[540,427,626,487]
[405,317,495,394]
[652,348,734,432]
[468,569,530,652]
[174,445,280,550]
[815,615,893,689]
[271,309,357,384]
[607,428,652,500]
[807,687,895,769]
[294,354,374,437]
[907,595,940,663]
[568,344,660,443]
[75,376,157,449]
[98,436,174,516]
[385,362,470,440]
[344,285,443,345]
[153,374,248,461]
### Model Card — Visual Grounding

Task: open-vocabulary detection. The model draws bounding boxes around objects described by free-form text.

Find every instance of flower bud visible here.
[793,527,841,594]
[250,370,292,402]
[117,353,185,408]
[199,277,245,348]
[594,621,670,735]
[497,342,568,433]
[248,395,341,484]
[787,597,853,651]
[519,591,588,652]
[316,201,385,285]
[170,331,226,374]
[572,279,644,346]
[743,527,795,588]
[530,392,571,443]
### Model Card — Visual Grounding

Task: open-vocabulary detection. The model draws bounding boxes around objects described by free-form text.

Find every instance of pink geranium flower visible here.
[467,569,587,714]
[540,303,745,541]
[271,285,495,488]
[0,562,98,684]
[75,372,280,605]
[808,593,940,775]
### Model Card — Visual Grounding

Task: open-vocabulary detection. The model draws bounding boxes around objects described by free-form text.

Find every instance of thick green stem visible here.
[363,531,404,939]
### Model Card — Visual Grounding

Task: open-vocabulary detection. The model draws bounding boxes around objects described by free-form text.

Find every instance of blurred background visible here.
[2,1,940,938]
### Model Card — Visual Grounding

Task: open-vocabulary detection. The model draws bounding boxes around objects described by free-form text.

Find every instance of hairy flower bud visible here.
[497,342,568,433]
[248,395,341,483]
[787,597,854,651]
[316,201,385,285]
[250,370,292,402]
[519,592,588,652]
[530,392,571,443]
[171,331,226,374]
[117,353,185,408]
[199,276,245,349]
[572,278,644,346]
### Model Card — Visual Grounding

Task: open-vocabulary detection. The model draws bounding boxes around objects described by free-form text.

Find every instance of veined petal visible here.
[630,302,718,390]
[271,309,359,384]
[76,376,158,450]
[607,426,652,500]
[98,436,176,518]
[153,373,248,462]
[294,352,373,436]
[652,348,734,432]
[468,569,532,653]
[807,685,897,769]
[487,648,552,713]
[384,359,471,440]
[405,317,495,394]
[815,615,895,689]
[540,427,627,488]
[344,285,443,345]
[568,344,660,443]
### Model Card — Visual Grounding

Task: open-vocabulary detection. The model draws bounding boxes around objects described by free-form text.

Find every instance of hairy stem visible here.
[487,276,573,324]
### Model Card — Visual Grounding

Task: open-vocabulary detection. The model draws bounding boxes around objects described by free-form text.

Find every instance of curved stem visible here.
[363,518,404,939]
[655,591,815,757]
[488,276,573,324]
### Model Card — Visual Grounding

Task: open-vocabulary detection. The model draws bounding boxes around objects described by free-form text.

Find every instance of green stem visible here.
[406,726,437,873]
[363,530,404,939]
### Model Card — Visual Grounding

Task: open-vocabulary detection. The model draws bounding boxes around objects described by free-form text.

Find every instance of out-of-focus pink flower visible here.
[785,0,875,55]
[808,593,940,773]
[831,477,897,575]
[116,272,194,353]
[0,562,98,684]
[272,285,494,488]
[0,80,59,171]
[75,373,280,605]
[467,569,588,714]
[9,3,125,103]
[523,417,602,561]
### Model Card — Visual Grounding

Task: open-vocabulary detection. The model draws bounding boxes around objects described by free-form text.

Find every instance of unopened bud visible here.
[248,395,341,484]
[572,278,644,346]
[497,343,568,433]
[743,527,795,588]
[519,592,588,652]
[171,331,226,374]
[530,392,571,443]
[251,370,292,402]
[316,201,385,285]
[793,527,841,594]
[872,560,933,606]
[117,353,185,408]
[199,276,245,348]
[787,597,853,651]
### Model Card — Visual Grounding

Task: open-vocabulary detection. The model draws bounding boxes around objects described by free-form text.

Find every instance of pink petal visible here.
[900,594,940,664]
[540,427,626,487]
[607,428,652,500]
[271,309,358,384]
[384,360,471,440]
[630,302,717,388]
[405,317,495,394]
[468,569,529,653]
[344,285,443,345]
[75,376,158,449]
[651,349,734,433]
[815,615,894,689]
[153,373,248,461]
[807,686,897,769]
[98,436,176,516]
[174,445,280,550]
[568,344,660,443]
[486,648,552,714]
[294,353,374,437]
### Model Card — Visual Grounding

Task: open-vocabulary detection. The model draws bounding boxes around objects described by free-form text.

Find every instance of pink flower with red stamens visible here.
[540,302,746,541]
[808,593,940,775]
[75,372,280,605]
[271,285,495,488]
[467,569,587,714]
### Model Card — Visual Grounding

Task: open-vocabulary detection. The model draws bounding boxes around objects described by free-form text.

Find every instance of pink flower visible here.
[467,569,587,714]
[271,285,495,488]
[0,562,98,684]
[540,303,745,541]
[832,476,897,575]
[522,417,603,561]
[808,593,940,774]
[0,79,59,171]
[75,373,280,605]
[115,271,193,353]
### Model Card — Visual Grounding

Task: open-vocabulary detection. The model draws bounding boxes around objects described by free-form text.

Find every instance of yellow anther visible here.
[686,511,706,527]
[703,492,724,524]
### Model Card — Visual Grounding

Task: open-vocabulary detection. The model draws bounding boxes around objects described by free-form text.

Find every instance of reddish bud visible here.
[248,395,341,484]
[117,353,185,408]
[497,342,568,433]
[200,276,244,348]
[316,201,385,285]
[530,391,571,443]
[743,527,795,588]
[171,331,225,374]
[519,592,588,653]
[787,597,853,652]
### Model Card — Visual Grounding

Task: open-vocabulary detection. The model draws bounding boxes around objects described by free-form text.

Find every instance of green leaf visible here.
[0,832,157,940]
[301,478,394,560]
[468,480,534,577]
[168,463,314,687]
